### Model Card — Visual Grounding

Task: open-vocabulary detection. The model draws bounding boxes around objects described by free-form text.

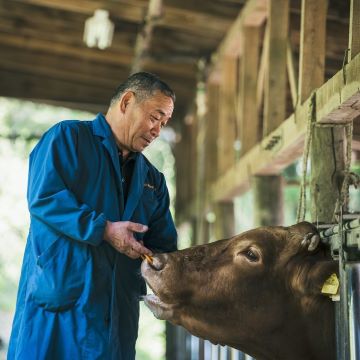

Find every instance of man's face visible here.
[121,91,174,153]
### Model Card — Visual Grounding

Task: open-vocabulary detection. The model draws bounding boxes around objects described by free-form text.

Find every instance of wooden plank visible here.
[15,0,234,35]
[0,69,110,110]
[14,0,147,23]
[263,0,289,136]
[211,52,360,201]
[218,56,238,175]
[0,33,133,66]
[349,0,360,60]
[298,0,328,103]
[317,53,360,123]
[240,26,260,153]
[0,46,123,88]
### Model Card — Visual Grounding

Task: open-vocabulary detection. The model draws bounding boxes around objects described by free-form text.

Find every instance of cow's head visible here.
[141,222,337,360]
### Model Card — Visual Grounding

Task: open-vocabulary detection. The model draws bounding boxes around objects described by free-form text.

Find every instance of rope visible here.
[296,92,316,222]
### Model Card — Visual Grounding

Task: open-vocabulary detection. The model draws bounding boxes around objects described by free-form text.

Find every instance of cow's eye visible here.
[244,249,259,262]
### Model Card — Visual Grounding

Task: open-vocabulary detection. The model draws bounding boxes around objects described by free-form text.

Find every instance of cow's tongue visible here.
[143,294,174,321]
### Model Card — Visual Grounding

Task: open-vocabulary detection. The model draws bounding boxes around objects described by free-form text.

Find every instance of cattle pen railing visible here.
[320,216,360,360]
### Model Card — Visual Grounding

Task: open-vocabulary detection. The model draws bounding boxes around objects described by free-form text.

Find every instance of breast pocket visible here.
[29,236,89,312]
[131,188,158,242]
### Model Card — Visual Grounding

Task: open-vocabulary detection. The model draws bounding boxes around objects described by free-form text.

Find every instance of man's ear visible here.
[119,91,135,114]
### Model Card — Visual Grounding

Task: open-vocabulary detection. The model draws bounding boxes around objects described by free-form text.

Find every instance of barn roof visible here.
[0,0,246,119]
[0,0,351,123]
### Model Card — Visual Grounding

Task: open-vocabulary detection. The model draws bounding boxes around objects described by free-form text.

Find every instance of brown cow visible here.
[141,222,338,360]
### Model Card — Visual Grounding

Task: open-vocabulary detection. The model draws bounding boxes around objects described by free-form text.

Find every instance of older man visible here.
[8,72,177,360]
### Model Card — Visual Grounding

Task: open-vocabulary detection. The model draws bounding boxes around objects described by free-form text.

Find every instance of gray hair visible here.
[109,72,176,107]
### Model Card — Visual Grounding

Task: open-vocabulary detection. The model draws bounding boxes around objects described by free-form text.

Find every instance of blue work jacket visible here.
[8,113,177,360]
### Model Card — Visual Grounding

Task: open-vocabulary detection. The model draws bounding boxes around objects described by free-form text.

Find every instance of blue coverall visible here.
[8,113,177,359]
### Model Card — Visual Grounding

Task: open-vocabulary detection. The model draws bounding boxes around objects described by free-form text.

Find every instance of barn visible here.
[0,0,359,359]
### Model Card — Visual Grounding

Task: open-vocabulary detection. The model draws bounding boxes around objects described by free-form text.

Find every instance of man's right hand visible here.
[103,221,152,259]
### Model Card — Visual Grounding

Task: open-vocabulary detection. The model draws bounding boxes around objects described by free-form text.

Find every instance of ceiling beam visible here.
[0,33,134,66]
[13,0,233,35]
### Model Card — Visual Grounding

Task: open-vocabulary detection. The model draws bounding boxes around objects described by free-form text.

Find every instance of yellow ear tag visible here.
[321,273,339,296]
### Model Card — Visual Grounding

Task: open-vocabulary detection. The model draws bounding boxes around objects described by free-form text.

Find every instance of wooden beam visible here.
[298,0,328,103]
[218,0,267,58]
[13,0,147,23]
[15,0,233,36]
[209,0,267,82]
[211,52,360,201]
[0,69,110,111]
[0,33,133,66]
[0,46,123,89]
[349,0,360,60]
[131,0,162,74]
[263,0,289,136]
[240,26,260,153]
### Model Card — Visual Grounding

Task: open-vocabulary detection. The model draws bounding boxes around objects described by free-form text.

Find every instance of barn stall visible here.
[0,0,359,359]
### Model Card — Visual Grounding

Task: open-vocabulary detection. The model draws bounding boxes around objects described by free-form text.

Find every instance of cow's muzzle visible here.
[147,253,167,271]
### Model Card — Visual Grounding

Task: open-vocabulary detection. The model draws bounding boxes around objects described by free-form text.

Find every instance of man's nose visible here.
[150,123,161,137]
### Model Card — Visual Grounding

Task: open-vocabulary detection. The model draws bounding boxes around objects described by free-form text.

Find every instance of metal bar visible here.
[347,263,360,359]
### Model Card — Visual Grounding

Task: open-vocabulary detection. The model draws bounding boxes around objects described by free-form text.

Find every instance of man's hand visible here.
[103,221,152,259]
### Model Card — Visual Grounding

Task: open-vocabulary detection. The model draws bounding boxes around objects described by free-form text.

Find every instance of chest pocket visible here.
[130,186,158,241]
[29,236,89,312]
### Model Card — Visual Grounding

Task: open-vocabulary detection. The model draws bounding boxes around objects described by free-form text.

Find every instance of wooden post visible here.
[195,64,208,245]
[286,38,298,109]
[349,0,360,61]
[253,176,284,226]
[263,0,289,136]
[239,26,260,154]
[295,0,344,223]
[205,82,220,188]
[298,0,328,103]
[310,127,345,222]
[213,202,235,240]
[218,56,238,175]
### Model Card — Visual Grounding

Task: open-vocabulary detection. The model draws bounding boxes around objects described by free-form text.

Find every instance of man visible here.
[8,72,178,360]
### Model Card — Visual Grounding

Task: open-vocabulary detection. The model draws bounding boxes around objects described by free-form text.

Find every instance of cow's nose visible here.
[149,254,167,271]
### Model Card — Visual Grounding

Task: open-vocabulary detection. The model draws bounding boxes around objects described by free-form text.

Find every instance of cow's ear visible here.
[307,260,339,296]
[291,260,338,296]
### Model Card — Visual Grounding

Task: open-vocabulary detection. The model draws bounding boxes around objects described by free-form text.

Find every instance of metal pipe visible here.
[347,263,360,359]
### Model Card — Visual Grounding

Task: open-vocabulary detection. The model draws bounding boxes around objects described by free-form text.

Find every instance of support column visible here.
[263,0,289,135]
[253,175,284,226]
